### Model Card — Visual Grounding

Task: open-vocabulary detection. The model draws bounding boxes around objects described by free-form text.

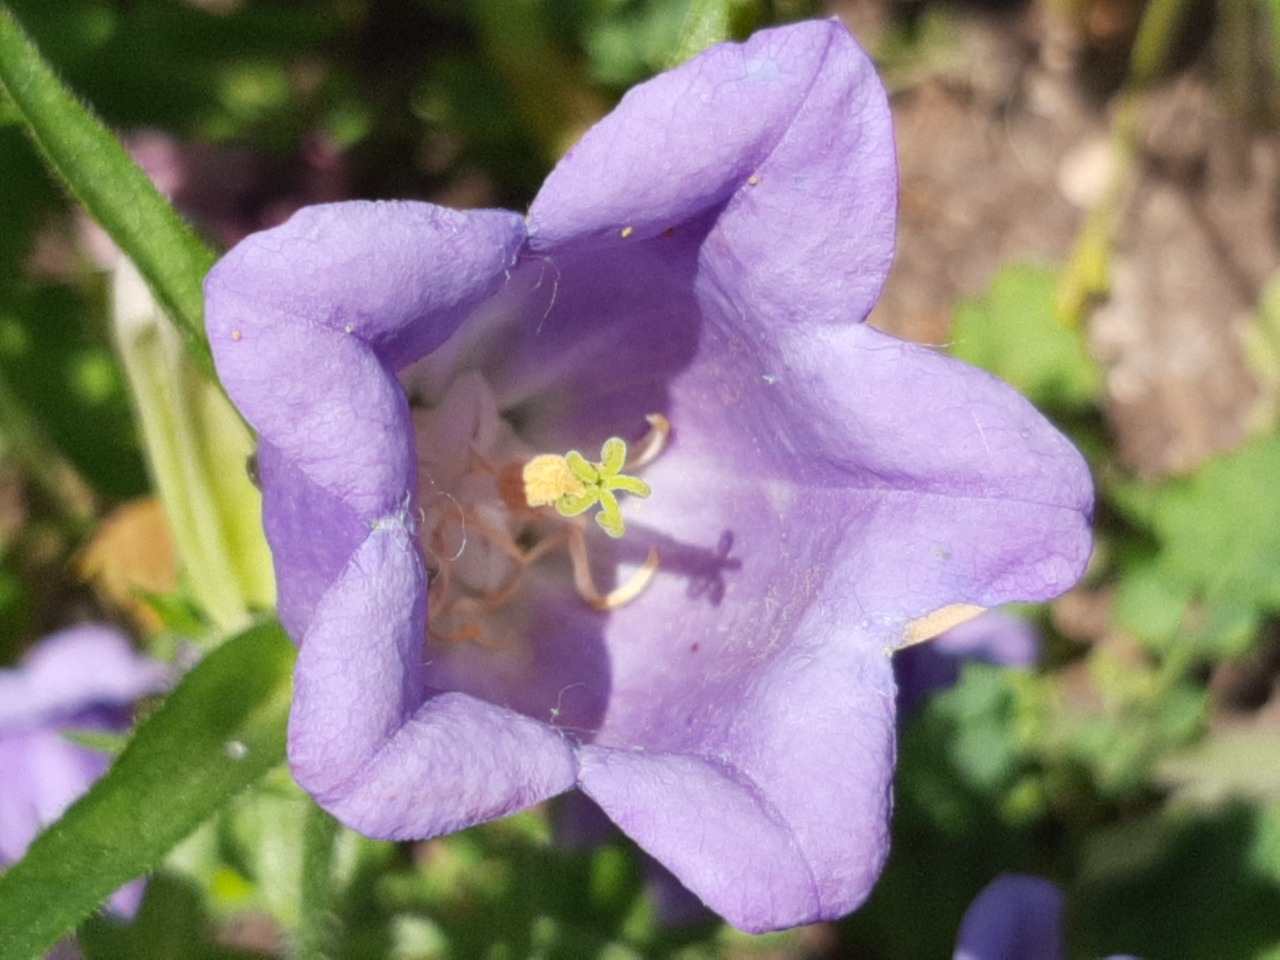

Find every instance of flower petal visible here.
[207,201,578,833]
[933,610,1040,665]
[528,19,895,327]
[203,21,1095,936]
[0,623,165,922]
[207,202,525,525]
[255,438,370,639]
[207,201,527,369]
[0,728,111,864]
[954,874,1066,960]
[616,319,1092,652]
[431,228,704,452]
[580,640,895,932]
[288,519,578,838]
[771,322,1094,619]
[583,314,1089,741]
[0,625,167,729]
[563,308,1087,932]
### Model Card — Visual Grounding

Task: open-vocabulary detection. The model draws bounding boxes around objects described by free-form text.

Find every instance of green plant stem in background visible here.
[1129,0,1197,86]
[1054,0,1197,325]
[294,801,342,960]
[669,0,762,65]
[111,256,275,635]
[465,0,607,161]
[0,622,295,960]
[0,369,96,534]
[1053,98,1137,326]
[0,3,217,376]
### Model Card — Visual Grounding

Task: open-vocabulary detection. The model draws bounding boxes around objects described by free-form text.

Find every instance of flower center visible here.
[411,372,663,648]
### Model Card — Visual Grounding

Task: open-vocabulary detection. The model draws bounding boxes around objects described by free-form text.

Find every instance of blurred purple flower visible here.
[954,874,1136,960]
[955,874,1067,960]
[0,625,167,915]
[205,20,1093,932]
[80,129,351,268]
[895,610,1040,717]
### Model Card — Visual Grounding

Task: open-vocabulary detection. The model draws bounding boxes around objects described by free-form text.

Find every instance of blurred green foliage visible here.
[1112,438,1280,658]
[952,264,1102,413]
[0,622,293,960]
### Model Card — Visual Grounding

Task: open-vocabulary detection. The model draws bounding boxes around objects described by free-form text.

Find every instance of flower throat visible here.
[411,372,663,648]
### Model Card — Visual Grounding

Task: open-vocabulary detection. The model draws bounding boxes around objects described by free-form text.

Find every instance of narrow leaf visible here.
[0,4,217,375]
[0,622,295,960]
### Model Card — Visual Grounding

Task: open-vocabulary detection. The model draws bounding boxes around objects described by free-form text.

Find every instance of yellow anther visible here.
[522,454,587,507]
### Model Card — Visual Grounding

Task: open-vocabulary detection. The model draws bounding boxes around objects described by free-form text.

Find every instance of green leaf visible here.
[1112,436,1280,657]
[1111,561,1192,646]
[1243,267,1280,425]
[951,263,1102,412]
[0,4,216,375]
[296,800,341,960]
[1128,0,1197,85]
[0,622,295,960]
[1076,804,1280,959]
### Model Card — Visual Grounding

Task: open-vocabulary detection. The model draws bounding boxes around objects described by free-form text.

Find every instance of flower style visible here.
[205,20,1093,933]
[0,625,168,915]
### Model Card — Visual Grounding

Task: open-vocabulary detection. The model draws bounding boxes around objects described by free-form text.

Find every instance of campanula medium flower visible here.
[205,19,1093,932]
[954,874,1138,960]
[0,625,167,915]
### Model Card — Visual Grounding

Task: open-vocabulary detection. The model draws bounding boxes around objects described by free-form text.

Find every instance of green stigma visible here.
[522,436,652,538]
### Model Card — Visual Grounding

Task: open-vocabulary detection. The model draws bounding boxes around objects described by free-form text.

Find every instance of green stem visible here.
[0,368,96,534]
[1054,0,1194,325]
[0,4,218,377]
[1129,0,1197,86]
[669,0,762,67]
[294,801,341,960]
[111,257,275,634]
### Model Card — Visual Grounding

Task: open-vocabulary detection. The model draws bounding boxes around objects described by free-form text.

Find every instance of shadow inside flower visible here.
[611,527,741,607]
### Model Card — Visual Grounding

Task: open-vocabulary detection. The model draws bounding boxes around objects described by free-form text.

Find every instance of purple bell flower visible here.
[0,625,168,915]
[955,874,1137,960]
[955,874,1067,960]
[205,20,1092,932]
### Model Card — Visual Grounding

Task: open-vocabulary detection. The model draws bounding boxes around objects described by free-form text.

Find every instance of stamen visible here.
[422,412,670,647]
[568,536,661,611]
[628,413,670,470]
[522,455,587,506]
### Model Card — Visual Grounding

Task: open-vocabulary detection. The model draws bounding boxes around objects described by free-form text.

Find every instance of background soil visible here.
[838,0,1278,477]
